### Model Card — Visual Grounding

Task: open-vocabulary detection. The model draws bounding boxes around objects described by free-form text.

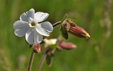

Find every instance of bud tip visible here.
[82,33,90,38]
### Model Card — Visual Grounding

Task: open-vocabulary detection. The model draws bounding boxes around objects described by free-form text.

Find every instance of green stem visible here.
[28,50,35,71]
[60,14,68,24]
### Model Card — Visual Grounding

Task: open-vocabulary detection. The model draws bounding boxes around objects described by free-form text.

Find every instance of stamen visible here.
[31,21,36,26]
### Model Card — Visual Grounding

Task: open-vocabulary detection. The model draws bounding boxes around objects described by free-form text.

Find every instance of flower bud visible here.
[33,44,41,53]
[60,22,70,39]
[62,22,70,30]
[69,27,90,38]
[58,43,77,50]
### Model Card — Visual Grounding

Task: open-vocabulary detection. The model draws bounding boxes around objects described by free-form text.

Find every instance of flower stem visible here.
[53,22,61,27]
[53,14,68,27]
[28,50,35,71]
[37,50,49,71]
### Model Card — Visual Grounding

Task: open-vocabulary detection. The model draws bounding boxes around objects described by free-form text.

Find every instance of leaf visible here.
[60,25,68,40]
[46,55,52,66]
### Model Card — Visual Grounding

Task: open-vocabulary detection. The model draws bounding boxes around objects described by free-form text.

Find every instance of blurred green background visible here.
[0,0,113,71]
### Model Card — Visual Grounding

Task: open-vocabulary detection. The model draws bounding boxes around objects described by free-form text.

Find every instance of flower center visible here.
[31,21,36,26]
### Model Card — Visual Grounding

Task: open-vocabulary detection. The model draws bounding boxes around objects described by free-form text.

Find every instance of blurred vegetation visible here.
[0,0,113,71]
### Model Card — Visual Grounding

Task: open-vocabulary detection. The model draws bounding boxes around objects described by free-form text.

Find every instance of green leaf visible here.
[46,55,52,66]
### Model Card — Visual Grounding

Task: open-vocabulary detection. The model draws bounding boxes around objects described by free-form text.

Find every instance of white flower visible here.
[13,8,53,44]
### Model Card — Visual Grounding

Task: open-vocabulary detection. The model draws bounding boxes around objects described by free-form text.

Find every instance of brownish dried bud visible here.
[58,43,77,50]
[69,27,90,38]
[33,44,41,53]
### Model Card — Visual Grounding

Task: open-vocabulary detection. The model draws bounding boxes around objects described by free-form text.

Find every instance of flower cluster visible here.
[13,8,90,71]
[60,19,90,39]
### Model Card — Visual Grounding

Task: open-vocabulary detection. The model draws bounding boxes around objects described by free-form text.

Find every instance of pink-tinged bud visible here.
[33,44,41,53]
[69,27,90,38]
[57,39,64,45]
[60,22,70,39]
[58,43,77,50]
[62,22,70,30]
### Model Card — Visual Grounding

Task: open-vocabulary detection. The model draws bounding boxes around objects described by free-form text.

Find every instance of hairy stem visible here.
[37,50,49,71]
[53,14,68,27]
[53,22,61,27]
[28,50,35,71]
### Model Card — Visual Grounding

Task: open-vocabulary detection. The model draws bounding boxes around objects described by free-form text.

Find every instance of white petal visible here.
[34,12,49,22]
[14,26,29,37]
[26,8,35,19]
[50,39,57,44]
[40,22,53,32]
[13,21,28,29]
[35,24,50,36]
[44,39,57,45]
[34,30,43,44]
[20,13,29,22]
[25,28,34,44]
